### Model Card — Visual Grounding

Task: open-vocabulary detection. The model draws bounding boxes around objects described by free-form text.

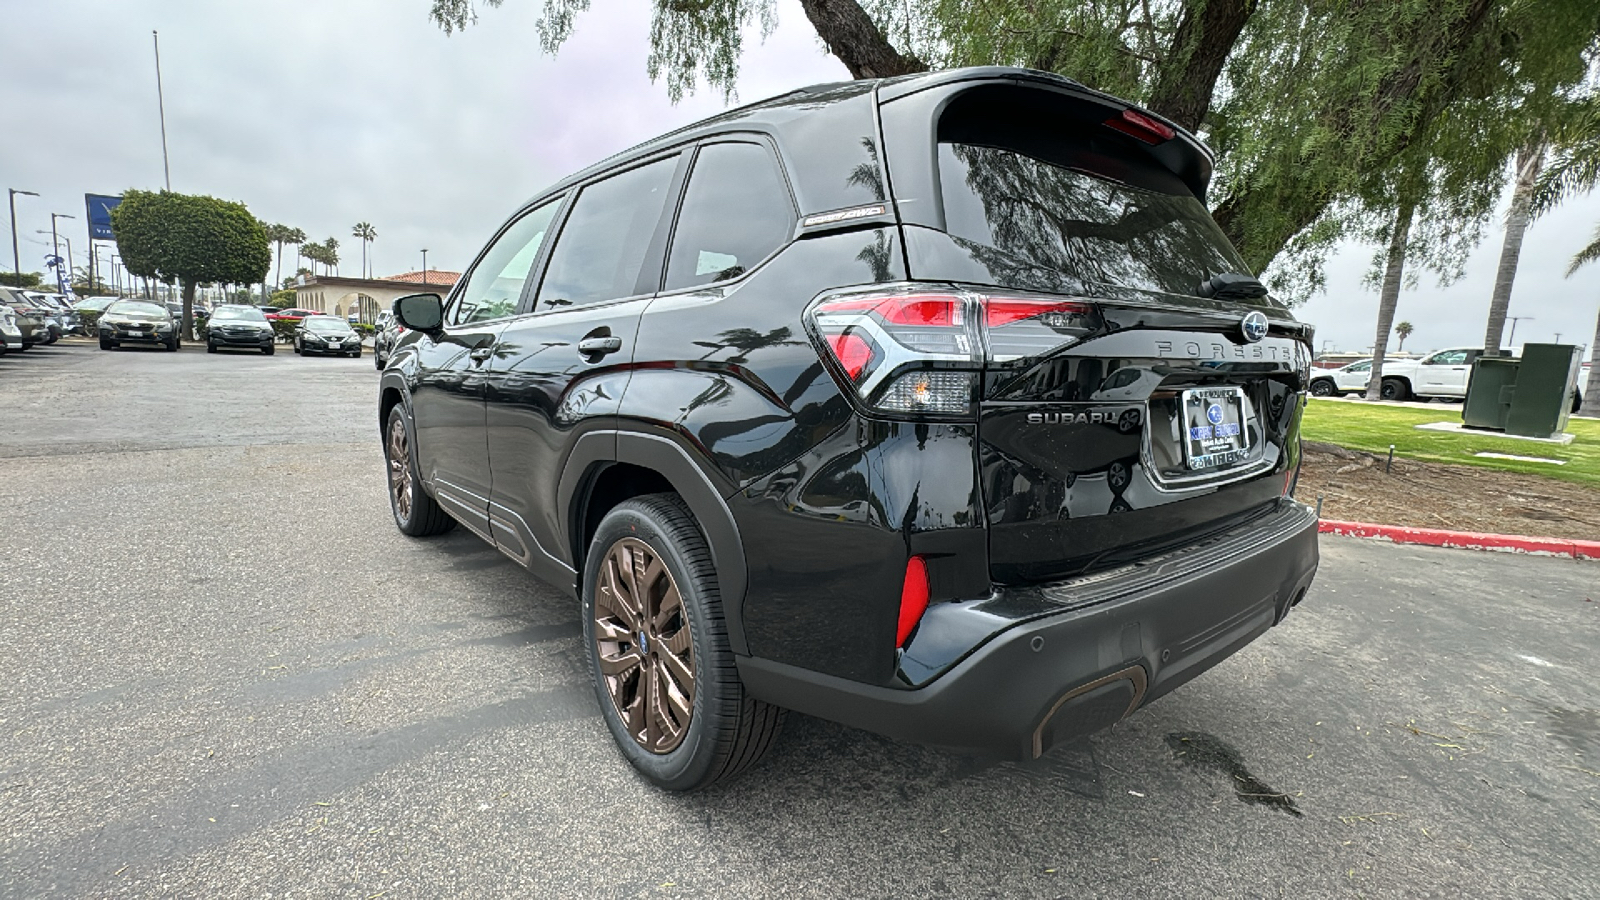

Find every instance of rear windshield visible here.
[108,301,166,316]
[936,97,1250,299]
[212,307,267,321]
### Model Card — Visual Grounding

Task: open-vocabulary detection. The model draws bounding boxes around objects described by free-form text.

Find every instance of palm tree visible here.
[267,224,305,290]
[1568,224,1600,418]
[322,238,340,276]
[352,222,377,278]
[1393,321,1414,351]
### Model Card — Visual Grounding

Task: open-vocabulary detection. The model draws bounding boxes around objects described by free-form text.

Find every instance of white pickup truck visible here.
[1342,347,1589,410]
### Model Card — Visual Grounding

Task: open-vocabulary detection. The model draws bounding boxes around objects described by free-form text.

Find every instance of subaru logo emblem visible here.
[1240,311,1268,343]
[637,632,649,655]
[1206,404,1224,425]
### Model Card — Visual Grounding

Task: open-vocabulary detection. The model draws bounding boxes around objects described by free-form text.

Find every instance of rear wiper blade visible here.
[1197,272,1268,302]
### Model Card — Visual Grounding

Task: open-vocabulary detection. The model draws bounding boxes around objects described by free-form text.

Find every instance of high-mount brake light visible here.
[808,287,1100,416]
[1104,108,1176,144]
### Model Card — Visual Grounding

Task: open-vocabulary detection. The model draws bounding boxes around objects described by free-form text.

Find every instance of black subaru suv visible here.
[381,67,1319,790]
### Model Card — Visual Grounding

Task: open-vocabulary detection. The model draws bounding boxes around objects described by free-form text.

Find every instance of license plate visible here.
[1180,387,1249,471]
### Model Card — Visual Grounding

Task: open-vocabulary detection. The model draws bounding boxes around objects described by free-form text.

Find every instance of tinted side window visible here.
[664,142,793,291]
[535,157,677,310]
[450,198,562,327]
[1429,350,1468,366]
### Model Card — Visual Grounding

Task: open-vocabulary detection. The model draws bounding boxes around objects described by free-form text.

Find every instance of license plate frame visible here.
[1179,386,1250,471]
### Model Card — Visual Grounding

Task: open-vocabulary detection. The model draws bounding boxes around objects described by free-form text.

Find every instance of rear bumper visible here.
[738,500,1319,759]
[212,333,273,347]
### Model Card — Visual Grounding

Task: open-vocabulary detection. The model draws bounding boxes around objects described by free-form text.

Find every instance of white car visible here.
[1308,358,1400,397]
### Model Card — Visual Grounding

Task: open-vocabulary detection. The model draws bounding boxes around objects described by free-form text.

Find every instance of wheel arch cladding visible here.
[561,429,752,654]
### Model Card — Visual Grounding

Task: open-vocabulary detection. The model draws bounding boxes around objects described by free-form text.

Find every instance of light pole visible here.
[152,31,172,190]
[1507,316,1534,349]
[420,249,429,286]
[48,213,75,290]
[9,188,39,278]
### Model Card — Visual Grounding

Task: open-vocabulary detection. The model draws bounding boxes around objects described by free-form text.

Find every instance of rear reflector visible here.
[896,556,930,647]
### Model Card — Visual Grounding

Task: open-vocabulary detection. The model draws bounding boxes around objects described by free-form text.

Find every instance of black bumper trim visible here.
[737,501,1319,759]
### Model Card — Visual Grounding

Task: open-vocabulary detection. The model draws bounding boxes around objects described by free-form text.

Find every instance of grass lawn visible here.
[1301,399,1600,488]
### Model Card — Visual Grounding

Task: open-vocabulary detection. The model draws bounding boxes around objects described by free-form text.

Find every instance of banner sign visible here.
[46,253,74,299]
[85,194,123,240]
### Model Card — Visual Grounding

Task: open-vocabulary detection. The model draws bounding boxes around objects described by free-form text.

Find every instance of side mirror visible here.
[393,293,444,333]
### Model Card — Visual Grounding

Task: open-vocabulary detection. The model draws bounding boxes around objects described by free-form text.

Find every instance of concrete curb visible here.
[1319,519,1600,560]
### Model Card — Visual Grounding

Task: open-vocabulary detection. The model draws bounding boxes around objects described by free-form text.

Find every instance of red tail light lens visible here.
[824,332,875,381]
[809,286,1100,416]
[984,298,1092,328]
[896,555,930,647]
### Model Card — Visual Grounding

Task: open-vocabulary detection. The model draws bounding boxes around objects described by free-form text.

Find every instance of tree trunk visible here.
[1582,304,1600,418]
[1482,141,1545,355]
[181,278,196,341]
[1365,200,1415,401]
[798,0,925,79]
[274,240,284,290]
[1146,0,1258,133]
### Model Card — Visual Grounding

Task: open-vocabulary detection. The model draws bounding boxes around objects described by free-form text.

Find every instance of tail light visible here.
[807,284,1100,417]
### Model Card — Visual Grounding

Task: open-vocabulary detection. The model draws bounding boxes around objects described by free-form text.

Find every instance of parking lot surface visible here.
[3,342,1598,898]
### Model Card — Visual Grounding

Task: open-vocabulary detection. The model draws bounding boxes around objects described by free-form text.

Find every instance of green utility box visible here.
[1506,344,1583,439]
[1461,343,1583,439]
[1462,356,1519,430]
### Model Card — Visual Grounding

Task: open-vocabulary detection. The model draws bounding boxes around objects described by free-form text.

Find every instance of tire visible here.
[207,341,218,354]
[99,338,112,351]
[294,340,302,356]
[262,344,275,356]
[1379,377,1410,401]
[583,493,784,791]
[374,351,384,370]
[1309,379,1336,397]
[167,336,179,352]
[383,405,455,537]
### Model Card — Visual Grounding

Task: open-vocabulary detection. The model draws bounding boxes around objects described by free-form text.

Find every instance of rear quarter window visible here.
[663,141,794,292]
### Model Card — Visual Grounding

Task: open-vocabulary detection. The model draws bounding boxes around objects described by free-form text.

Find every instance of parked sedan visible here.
[1,304,22,353]
[0,288,46,349]
[206,304,276,355]
[99,300,180,351]
[6,292,60,344]
[294,314,361,357]
[372,310,405,369]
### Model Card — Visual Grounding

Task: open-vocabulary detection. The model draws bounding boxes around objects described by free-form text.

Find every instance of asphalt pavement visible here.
[2,340,1597,898]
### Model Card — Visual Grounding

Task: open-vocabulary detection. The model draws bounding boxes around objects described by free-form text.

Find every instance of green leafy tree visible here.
[427,0,1600,299]
[352,222,377,278]
[0,271,43,288]
[109,189,270,338]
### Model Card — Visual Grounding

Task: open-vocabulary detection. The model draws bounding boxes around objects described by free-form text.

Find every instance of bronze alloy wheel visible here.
[593,537,696,754]
[387,414,413,522]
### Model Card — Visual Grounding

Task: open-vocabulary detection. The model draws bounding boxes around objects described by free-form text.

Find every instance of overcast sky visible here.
[2,0,1595,357]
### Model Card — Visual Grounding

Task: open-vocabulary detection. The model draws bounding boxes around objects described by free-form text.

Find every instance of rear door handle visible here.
[470,347,493,362]
[578,336,622,356]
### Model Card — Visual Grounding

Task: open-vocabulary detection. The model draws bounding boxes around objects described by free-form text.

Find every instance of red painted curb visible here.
[1319,519,1600,560]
